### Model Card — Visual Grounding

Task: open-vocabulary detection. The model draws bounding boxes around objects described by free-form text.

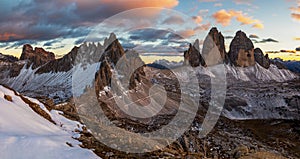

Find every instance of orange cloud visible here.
[212,9,232,26]
[290,7,300,12]
[101,0,179,8]
[177,29,195,38]
[292,13,300,21]
[192,16,203,24]
[212,9,264,29]
[0,33,23,41]
[290,1,300,21]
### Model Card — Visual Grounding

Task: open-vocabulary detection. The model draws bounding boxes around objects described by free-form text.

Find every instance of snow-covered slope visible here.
[225,63,297,82]
[0,85,99,159]
[0,34,116,103]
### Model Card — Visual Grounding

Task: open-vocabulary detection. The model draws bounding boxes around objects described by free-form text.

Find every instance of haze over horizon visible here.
[1,0,300,61]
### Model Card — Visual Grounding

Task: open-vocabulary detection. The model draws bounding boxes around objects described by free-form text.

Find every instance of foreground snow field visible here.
[0,85,99,159]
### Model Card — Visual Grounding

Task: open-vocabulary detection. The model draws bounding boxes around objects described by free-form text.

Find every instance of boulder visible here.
[228,31,255,67]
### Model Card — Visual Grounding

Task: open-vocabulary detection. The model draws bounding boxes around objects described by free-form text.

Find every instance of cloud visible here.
[128,29,170,42]
[123,28,190,52]
[256,38,279,43]
[252,23,264,29]
[134,44,183,53]
[233,0,254,6]
[162,15,185,25]
[43,39,61,46]
[198,0,218,2]
[101,0,179,8]
[214,3,223,7]
[0,0,179,45]
[177,29,195,38]
[294,37,300,40]
[212,10,232,26]
[212,9,264,29]
[0,42,9,48]
[249,34,259,39]
[224,36,234,39]
[290,1,300,21]
[291,13,300,21]
[74,38,85,45]
[5,40,38,50]
[194,23,211,32]
[45,45,65,50]
[192,16,203,24]
[290,7,300,12]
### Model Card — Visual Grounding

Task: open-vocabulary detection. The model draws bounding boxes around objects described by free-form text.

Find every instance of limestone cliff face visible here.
[95,38,146,92]
[20,44,55,69]
[228,31,255,67]
[183,41,206,67]
[202,27,228,66]
[254,48,270,69]
[36,46,79,74]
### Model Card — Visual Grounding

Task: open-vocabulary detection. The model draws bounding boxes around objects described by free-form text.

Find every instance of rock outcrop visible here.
[254,48,270,69]
[0,53,18,63]
[95,38,146,92]
[202,27,228,65]
[183,41,206,67]
[20,44,55,69]
[228,31,255,67]
[36,46,79,74]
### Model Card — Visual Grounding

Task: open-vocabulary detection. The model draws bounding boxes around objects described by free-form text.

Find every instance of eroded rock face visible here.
[36,46,79,74]
[184,42,206,67]
[0,53,18,63]
[229,31,255,67]
[95,39,146,92]
[254,48,270,69]
[20,44,55,69]
[202,27,228,65]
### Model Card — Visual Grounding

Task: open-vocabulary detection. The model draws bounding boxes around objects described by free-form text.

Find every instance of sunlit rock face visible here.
[229,31,255,67]
[254,48,271,69]
[202,27,228,66]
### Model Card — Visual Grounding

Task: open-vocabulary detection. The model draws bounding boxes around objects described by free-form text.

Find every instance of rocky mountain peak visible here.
[0,53,18,63]
[36,46,79,74]
[103,33,117,49]
[184,41,206,67]
[254,48,270,69]
[96,36,146,91]
[100,39,125,65]
[229,30,255,67]
[20,44,55,69]
[202,27,228,65]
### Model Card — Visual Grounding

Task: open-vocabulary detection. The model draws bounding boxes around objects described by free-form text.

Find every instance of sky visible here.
[0,0,300,62]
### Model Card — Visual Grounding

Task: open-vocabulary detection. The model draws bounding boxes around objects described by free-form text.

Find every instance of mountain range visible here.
[0,27,299,158]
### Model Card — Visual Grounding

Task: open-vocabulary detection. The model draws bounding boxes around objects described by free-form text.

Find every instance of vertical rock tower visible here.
[228,31,255,67]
